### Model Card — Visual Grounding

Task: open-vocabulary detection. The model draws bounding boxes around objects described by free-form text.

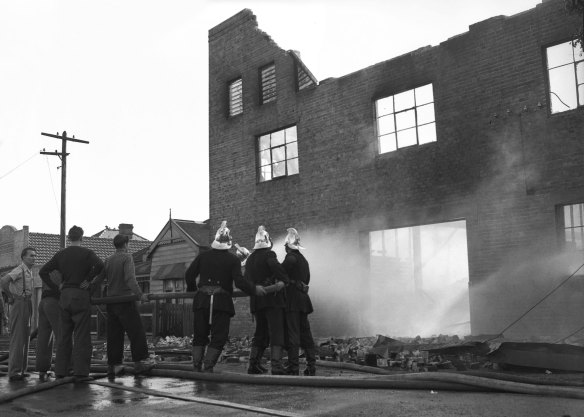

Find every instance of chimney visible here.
[119,223,134,238]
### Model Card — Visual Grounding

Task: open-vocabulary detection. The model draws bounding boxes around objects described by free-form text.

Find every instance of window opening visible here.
[229,78,243,116]
[258,125,298,182]
[375,84,436,154]
[547,41,584,114]
[260,64,277,104]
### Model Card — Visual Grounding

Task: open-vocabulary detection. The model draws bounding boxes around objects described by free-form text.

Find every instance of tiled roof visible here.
[29,233,152,265]
[174,220,210,248]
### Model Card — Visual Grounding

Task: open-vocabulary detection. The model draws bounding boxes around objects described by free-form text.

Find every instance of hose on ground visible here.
[0,377,75,404]
[89,362,584,400]
[3,359,584,401]
[315,359,584,387]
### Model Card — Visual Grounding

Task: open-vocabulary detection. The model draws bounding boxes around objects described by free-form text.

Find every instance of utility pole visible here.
[40,131,90,249]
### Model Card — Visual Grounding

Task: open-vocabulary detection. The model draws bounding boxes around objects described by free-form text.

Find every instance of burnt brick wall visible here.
[209,2,584,339]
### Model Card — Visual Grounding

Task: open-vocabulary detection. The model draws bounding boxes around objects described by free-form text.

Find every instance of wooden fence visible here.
[92,291,247,338]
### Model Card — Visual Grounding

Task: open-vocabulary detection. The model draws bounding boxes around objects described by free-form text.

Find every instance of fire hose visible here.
[2,360,584,402]
[93,363,584,399]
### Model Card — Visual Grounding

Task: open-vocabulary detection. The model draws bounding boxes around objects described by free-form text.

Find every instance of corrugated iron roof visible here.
[29,233,152,265]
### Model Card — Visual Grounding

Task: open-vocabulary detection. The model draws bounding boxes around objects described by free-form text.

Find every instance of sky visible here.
[0,0,543,241]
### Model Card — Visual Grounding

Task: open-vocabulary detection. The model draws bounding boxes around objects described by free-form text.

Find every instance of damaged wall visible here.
[208,1,584,340]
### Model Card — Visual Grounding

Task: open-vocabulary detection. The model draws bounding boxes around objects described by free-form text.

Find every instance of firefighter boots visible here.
[192,345,205,372]
[303,348,317,376]
[270,345,286,375]
[202,347,222,373]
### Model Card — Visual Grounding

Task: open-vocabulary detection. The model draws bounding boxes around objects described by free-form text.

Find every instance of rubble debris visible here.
[487,342,584,372]
[87,334,584,376]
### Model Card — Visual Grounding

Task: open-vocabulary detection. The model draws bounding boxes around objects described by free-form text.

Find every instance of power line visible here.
[486,261,584,342]
[555,324,584,344]
[0,152,38,180]
[45,155,59,210]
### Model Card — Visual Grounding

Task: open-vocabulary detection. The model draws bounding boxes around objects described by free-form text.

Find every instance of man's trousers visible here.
[8,297,32,377]
[36,296,62,373]
[56,288,92,377]
[106,302,149,365]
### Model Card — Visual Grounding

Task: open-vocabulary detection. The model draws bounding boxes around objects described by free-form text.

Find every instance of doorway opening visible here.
[368,220,470,336]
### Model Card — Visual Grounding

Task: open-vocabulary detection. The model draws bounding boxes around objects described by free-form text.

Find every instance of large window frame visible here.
[375,84,436,154]
[559,202,584,251]
[546,41,584,114]
[257,125,299,182]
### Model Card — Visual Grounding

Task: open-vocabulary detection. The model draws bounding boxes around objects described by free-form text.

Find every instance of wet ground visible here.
[1,363,584,416]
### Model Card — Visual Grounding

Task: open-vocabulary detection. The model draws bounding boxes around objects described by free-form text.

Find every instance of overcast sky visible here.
[0,0,542,241]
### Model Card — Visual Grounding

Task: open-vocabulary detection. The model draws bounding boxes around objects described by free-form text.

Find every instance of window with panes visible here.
[546,41,584,114]
[375,84,436,154]
[561,203,584,250]
[257,126,299,182]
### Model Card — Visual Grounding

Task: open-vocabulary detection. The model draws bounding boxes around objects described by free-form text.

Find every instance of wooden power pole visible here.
[40,131,90,249]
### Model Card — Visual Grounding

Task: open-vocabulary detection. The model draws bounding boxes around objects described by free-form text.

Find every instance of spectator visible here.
[0,247,37,381]
[39,225,104,382]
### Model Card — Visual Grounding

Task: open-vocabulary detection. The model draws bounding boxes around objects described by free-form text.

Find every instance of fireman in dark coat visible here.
[185,221,266,372]
[245,225,289,375]
[282,228,317,376]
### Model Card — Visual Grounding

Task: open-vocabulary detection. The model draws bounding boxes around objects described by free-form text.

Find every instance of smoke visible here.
[468,248,584,340]
[271,221,471,338]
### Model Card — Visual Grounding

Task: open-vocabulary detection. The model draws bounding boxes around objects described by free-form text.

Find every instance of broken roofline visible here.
[210,3,549,83]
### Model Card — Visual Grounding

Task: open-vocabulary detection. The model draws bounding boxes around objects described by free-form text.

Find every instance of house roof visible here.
[146,219,210,259]
[173,219,211,247]
[91,227,149,241]
[132,246,151,277]
[29,233,152,266]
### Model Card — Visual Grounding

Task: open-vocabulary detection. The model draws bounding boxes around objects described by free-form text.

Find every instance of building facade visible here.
[208,1,584,340]
[146,218,210,295]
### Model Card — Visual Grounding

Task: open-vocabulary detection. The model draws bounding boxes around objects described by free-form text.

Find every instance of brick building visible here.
[208,0,584,340]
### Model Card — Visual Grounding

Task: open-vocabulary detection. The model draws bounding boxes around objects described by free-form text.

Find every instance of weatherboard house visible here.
[208,0,584,340]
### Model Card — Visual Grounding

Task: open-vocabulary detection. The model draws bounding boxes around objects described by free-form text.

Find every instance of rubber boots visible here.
[202,347,222,373]
[303,348,317,376]
[286,347,300,375]
[192,345,205,372]
[256,347,268,373]
[270,345,286,375]
[247,346,265,374]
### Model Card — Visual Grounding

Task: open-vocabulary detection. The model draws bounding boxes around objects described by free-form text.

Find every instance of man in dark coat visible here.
[185,221,265,372]
[39,225,104,381]
[281,228,317,376]
[245,225,289,375]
